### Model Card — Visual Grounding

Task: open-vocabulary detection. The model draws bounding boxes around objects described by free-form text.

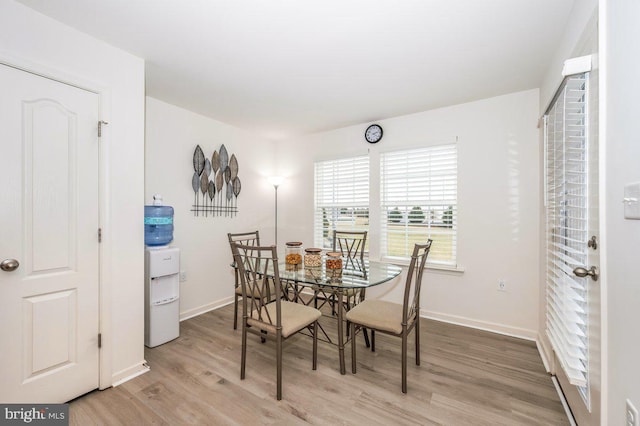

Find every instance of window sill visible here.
[379,256,465,274]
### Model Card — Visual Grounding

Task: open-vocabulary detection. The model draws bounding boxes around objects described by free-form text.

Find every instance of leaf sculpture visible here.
[224,167,232,216]
[215,170,224,215]
[208,181,215,216]
[192,172,200,215]
[208,181,215,201]
[229,154,238,181]
[226,181,233,216]
[204,158,212,177]
[226,181,233,201]
[200,170,209,216]
[224,166,231,185]
[193,145,205,176]
[200,170,208,195]
[232,177,241,217]
[232,177,241,197]
[191,172,200,193]
[219,144,229,175]
[212,150,220,174]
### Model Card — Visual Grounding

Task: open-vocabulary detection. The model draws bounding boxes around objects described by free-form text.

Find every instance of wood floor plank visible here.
[70,304,568,425]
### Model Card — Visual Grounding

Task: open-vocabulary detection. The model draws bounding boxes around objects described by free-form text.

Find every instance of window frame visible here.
[379,143,458,268]
[313,155,370,251]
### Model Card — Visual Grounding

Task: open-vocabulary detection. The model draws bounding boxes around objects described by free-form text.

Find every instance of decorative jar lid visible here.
[286,241,303,247]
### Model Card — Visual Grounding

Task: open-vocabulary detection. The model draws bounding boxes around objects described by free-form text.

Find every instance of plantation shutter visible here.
[314,156,369,250]
[380,144,457,265]
[544,72,589,387]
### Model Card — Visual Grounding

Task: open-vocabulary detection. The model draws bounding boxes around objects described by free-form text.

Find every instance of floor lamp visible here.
[268,176,284,246]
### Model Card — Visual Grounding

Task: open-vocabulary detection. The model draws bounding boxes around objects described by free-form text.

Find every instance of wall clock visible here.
[365,124,383,144]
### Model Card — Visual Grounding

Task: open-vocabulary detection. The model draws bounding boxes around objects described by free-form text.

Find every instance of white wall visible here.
[603,0,640,424]
[145,97,275,319]
[276,89,541,338]
[539,0,599,111]
[0,1,146,385]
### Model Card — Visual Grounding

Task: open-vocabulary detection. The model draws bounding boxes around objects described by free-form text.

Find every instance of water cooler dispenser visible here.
[145,247,180,347]
[144,194,180,348]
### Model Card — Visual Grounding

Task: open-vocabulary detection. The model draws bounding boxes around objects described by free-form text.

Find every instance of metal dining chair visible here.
[329,230,370,344]
[230,242,322,400]
[331,230,368,310]
[227,231,262,330]
[346,240,432,393]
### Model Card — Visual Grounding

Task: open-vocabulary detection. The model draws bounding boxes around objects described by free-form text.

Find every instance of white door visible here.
[0,64,100,403]
[545,67,600,425]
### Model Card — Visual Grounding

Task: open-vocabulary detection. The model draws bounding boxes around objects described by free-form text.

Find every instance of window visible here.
[380,144,457,266]
[314,155,369,250]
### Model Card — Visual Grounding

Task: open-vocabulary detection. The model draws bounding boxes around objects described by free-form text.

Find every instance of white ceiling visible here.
[19,0,575,140]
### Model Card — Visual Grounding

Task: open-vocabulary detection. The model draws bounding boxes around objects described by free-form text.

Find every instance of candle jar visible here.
[304,248,322,268]
[285,242,303,266]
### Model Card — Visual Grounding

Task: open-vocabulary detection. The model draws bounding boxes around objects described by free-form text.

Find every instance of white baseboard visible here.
[536,335,553,373]
[421,309,537,341]
[180,296,234,321]
[111,363,149,387]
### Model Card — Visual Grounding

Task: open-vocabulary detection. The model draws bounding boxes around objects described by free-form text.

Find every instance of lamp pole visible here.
[269,176,283,247]
[273,183,279,247]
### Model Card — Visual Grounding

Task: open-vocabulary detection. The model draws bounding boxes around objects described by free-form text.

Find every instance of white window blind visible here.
[380,144,457,265]
[544,73,589,389]
[314,156,369,250]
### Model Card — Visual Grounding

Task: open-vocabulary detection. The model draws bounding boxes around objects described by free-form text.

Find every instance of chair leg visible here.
[415,319,421,366]
[240,320,247,380]
[313,322,318,370]
[276,332,283,400]
[363,328,370,348]
[371,330,376,352]
[350,322,357,374]
[402,333,407,393]
[233,294,239,330]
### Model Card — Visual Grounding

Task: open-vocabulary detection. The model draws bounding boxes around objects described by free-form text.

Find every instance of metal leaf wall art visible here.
[191,144,242,217]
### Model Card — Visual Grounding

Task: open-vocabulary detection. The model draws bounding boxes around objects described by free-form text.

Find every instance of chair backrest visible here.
[230,242,282,329]
[332,230,367,269]
[228,231,260,253]
[402,240,432,325]
[228,231,261,285]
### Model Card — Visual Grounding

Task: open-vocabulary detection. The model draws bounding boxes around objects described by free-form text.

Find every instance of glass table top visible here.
[277,260,402,289]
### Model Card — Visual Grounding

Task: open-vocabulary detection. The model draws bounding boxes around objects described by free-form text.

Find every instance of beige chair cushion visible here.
[247,301,322,338]
[345,300,404,335]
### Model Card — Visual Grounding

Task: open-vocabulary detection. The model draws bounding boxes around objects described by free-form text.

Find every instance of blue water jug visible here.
[144,195,174,246]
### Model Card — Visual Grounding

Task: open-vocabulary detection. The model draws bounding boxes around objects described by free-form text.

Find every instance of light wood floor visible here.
[70,304,569,425]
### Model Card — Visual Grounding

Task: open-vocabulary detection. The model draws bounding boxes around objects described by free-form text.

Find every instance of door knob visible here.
[0,259,20,272]
[573,266,598,281]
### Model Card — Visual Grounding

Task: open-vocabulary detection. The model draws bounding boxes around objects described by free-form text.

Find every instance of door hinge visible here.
[98,333,102,348]
[98,120,109,138]
[98,227,102,243]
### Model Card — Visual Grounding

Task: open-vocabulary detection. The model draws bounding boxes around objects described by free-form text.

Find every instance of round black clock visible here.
[365,124,383,144]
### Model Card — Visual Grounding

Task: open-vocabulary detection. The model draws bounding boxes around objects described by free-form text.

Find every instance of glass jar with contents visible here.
[326,251,342,279]
[325,252,343,270]
[304,248,322,268]
[285,242,303,266]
